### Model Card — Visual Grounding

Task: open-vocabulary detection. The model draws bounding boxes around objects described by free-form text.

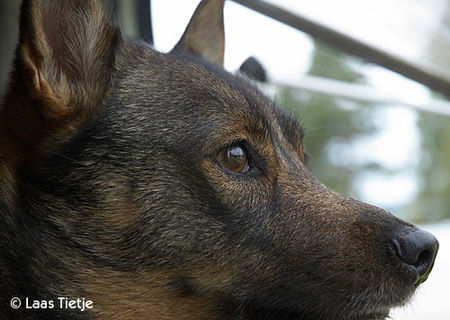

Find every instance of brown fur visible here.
[78,269,225,320]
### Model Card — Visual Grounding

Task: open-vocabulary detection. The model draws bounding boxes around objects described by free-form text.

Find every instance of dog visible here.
[0,0,439,319]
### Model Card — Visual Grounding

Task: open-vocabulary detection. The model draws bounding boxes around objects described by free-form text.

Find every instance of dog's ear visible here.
[11,0,120,121]
[172,0,225,66]
[0,0,120,163]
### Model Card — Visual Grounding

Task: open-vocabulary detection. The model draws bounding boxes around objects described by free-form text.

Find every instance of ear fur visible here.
[0,0,121,201]
[0,0,120,163]
[17,0,120,119]
[172,0,225,66]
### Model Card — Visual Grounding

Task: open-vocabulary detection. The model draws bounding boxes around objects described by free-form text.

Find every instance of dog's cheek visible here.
[197,158,273,211]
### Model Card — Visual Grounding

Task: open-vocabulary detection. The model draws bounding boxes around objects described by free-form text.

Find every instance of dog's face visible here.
[0,0,438,319]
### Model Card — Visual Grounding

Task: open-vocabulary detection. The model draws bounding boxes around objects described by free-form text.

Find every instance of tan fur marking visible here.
[77,269,225,320]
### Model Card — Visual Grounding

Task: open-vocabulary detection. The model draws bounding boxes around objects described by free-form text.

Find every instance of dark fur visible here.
[0,0,438,319]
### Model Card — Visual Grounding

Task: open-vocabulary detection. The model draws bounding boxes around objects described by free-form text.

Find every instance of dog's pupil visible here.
[228,146,244,162]
[218,145,248,173]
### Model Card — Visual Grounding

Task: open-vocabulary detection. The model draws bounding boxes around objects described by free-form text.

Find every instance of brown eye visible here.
[217,144,250,174]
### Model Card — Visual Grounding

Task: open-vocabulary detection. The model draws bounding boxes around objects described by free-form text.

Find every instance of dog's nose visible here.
[390,228,439,285]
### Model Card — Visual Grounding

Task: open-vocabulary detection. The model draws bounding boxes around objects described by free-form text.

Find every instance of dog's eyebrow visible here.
[274,108,305,145]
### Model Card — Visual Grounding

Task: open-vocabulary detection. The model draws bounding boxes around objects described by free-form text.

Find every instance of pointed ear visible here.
[172,0,225,66]
[16,0,120,120]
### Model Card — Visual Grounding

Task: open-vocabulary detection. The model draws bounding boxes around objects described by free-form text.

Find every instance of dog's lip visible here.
[238,279,415,320]
[246,305,392,320]
[354,308,392,320]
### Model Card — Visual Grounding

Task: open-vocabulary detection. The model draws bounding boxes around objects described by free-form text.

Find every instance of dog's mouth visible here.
[241,303,392,320]
[246,308,391,320]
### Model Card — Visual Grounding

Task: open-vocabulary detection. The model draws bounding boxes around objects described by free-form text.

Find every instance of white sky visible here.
[152,0,312,78]
[265,0,449,76]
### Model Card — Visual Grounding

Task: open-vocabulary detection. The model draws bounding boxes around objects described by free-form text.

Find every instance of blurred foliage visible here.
[276,41,377,196]
[406,115,450,223]
[274,40,450,224]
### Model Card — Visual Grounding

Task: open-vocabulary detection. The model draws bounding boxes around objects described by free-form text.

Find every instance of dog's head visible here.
[0,0,438,319]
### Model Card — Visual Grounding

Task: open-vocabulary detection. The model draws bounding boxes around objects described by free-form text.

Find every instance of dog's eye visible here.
[217,144,250,174]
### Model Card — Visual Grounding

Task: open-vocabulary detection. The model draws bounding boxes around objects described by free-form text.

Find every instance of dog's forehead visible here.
[112,43,303,149]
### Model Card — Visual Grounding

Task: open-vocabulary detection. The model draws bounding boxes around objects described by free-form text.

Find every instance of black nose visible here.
[390,228,439,285]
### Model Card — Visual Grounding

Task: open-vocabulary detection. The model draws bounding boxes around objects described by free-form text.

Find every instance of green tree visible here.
[277,41,377,196]
[276,41,450,224]
[406,114,450,223]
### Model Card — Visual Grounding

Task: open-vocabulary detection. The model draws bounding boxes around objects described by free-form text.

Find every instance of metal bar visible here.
[137,0,153,44]
[261,75,450,117]
[230,0,450,98]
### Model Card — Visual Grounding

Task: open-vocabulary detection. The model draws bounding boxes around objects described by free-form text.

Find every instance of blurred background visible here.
[1,0,449,318]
